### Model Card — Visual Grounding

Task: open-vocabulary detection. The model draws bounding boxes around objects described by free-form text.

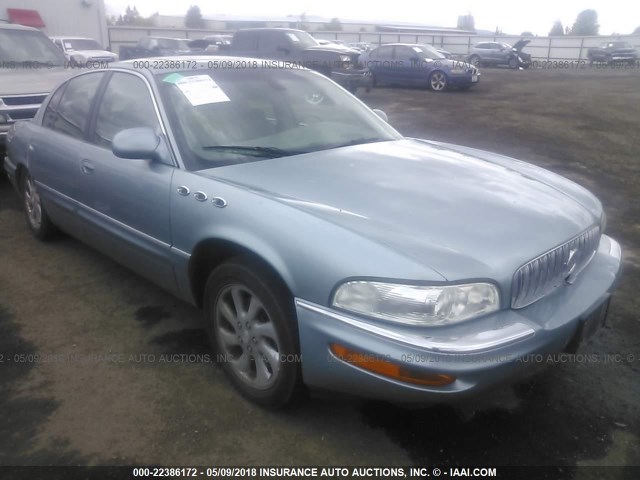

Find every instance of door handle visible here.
[80,159,95,175]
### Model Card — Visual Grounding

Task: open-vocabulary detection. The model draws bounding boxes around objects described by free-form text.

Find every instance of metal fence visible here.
[108,26,640,62]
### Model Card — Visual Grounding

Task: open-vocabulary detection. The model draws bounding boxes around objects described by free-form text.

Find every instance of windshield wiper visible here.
[200,145,306,158]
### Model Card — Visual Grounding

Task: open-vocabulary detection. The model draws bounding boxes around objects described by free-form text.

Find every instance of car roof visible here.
[0,23,40,31]
[236,28,304,33]
[50,36,95,40]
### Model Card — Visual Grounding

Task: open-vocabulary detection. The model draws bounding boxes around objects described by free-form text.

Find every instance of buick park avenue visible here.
[4,58,621,407]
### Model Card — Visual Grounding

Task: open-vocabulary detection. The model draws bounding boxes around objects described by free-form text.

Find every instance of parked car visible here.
[587,41,637,65]
[225,28,369,93]
[119,36,192,60]
[361,43,479,91]
[348,42,372,53]
[315,39,358,53]
[436,48,453,59]
[0,23,75,153]
[468,40,531,69]
[5,58,621,407]
[50,36,118,66]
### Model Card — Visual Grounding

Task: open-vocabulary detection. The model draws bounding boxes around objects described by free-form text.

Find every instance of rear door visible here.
[30,71,106,235]
[78,70,177,292]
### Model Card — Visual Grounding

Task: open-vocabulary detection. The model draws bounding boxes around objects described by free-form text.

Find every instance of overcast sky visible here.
[105,0,639,35]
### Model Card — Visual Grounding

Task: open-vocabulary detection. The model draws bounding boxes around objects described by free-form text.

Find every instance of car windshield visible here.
[156,67,402,171]
[65,38,102,50]
[285,31,318,48]
[0,29,66,66]
[415,45,446,60]
[158,38,190,50]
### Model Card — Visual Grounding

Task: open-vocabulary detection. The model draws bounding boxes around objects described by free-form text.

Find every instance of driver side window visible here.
[93,72,160,149]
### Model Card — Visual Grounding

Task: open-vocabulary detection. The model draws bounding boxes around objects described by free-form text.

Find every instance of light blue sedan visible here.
[4,58,621,407]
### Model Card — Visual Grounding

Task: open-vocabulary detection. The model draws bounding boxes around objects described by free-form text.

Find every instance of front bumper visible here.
[448,71,480,87]
[331,69,371,89]
[296,234,622,403]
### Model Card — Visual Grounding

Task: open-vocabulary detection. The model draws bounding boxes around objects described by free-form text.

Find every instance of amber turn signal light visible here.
[329,343,456,387]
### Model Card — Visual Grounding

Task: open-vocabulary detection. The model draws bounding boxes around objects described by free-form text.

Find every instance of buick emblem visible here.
[564,248,578,284]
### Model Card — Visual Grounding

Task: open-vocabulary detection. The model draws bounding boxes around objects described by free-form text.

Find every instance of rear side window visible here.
[93,72,159,148]
[43,73,104,140]
[233,32,257,50]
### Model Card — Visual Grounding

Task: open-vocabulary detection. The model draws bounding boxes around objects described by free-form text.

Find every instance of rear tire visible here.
[203,257,304,408]
[21,171,57,241]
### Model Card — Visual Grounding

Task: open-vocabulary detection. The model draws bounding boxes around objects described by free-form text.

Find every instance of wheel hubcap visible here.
[24,175,42,229]
[215,285,281,389]
[431,73,446,91]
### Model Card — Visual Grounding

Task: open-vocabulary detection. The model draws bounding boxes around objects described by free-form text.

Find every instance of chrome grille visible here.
[0,93,48,124]
[511,226,601,309]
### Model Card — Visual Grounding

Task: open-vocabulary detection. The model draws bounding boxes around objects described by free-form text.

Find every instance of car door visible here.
[395,46,423,86]
[373,45,395,83]
[30,71,106,236]
[77,70,177,293]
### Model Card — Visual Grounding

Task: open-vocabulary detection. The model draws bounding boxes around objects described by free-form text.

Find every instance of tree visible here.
[549,21,565,36]
[521,31,534,37]
[324,18,342,31]
[185,5,205,29]
[115,6,154,26]
[570,9,599,36]
[457,14,475,32]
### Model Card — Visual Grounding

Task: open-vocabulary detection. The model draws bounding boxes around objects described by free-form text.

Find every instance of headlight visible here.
[517,56,523,62]
[339,55,351,62]
[332,281,500,326]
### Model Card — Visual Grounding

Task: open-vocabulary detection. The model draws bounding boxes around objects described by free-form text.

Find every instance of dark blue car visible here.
[361,43,480,91]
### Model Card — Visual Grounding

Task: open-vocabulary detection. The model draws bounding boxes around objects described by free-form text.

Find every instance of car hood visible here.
[200,139,601,282]
[0,68,74,95]
[305,45,361,55]
[69,49,117,59]
[512,40,531,52]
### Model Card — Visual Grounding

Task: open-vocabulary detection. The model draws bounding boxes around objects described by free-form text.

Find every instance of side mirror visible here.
[372,109,388,122]
[112,127,164,162]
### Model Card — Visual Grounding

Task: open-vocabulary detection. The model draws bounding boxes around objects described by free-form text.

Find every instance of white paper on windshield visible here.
[175,75,230,106]
[286,32,300,42]
[412,46,423,52]
[64,42,73,49]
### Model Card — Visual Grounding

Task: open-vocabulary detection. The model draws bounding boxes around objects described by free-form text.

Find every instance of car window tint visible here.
[45,73,104,140]
[233,32,257,50]
[377,45,394,58]
[94,72,159,148]
[395,47,415,61]
[42,84,67,129]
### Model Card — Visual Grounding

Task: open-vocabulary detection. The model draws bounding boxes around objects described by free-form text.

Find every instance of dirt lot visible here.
[1,68,639,472]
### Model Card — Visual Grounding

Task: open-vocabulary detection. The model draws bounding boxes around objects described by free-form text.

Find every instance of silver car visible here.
[4,58,621,407]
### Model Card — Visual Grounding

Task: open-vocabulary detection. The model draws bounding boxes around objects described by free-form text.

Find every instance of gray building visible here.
[0,0,109,47]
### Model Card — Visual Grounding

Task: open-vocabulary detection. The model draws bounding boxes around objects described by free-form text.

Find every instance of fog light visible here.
[330,343,455,387]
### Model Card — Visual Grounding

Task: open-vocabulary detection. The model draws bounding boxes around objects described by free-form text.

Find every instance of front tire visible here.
[429,70,448,92]
[22,171,57,241]
[203,257,303,408]
[508,56,519,69]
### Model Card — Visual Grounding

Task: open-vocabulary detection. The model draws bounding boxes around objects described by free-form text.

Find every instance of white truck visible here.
[0,23,74,153]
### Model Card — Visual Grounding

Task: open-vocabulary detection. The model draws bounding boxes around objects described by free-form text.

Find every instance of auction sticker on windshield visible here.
[163,74,230,106]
